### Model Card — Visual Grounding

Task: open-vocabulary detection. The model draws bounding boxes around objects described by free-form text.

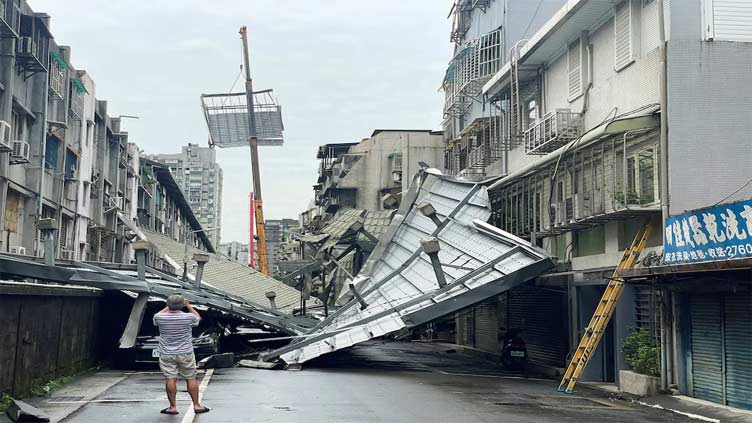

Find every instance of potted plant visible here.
[619,328,660,396]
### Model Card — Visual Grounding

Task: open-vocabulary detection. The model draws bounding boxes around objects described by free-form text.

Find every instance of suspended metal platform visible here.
[201,90,284,147]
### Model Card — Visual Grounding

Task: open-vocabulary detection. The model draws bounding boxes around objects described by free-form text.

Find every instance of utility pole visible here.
[240,26,269,275]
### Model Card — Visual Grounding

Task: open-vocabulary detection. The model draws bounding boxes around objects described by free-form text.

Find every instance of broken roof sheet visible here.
[263,170,553,364]
[0,254,313,335]
[316,209,396,251]
[143,230,314,312]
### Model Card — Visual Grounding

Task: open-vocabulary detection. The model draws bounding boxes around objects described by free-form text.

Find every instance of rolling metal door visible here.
[689,295,724,404]
[508,284,568,367]
[723,294,752,410]
[474,301,498,353]
[709,0,752,42]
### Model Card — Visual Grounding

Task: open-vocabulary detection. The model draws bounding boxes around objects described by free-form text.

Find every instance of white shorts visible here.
[159,353,197,379]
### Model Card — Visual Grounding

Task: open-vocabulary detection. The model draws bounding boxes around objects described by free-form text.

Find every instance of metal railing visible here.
[524,109,583,155]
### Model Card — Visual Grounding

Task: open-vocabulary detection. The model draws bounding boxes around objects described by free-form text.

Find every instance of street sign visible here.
[664,198,752,264]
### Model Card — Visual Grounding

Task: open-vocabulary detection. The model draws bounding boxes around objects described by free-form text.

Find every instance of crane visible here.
[240,26,269,275]
[200,26,285,276]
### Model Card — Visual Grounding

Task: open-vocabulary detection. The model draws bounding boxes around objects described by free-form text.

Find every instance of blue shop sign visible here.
[664,199,752,264]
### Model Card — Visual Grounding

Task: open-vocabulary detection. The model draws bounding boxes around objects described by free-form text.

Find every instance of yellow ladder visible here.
[558,223,652,394]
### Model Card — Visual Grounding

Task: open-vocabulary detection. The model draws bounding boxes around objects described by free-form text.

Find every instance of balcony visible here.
[524,109,583,155]
[491,127,661,238]
[0,0,20,39]
[16,14,50,76]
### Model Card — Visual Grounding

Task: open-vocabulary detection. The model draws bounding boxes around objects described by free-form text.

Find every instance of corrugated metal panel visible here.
[723,293,752,410]
[267,172,553,364]
[690,295,724,404]
[508,283,568,367]
[474,301,498,353]
[711,0,752,42]
[143,230,307,312]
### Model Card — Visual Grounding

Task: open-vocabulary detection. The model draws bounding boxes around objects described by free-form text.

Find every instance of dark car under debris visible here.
[116,299,226,368]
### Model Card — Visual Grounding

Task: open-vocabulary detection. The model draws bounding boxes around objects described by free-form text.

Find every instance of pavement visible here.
[5,341,749,423]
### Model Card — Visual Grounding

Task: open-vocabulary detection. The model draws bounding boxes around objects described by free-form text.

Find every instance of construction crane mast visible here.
[240,26,269,275]
[200,26,285,277]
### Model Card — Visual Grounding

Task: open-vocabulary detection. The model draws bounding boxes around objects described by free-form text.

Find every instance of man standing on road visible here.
[153,294,211,415]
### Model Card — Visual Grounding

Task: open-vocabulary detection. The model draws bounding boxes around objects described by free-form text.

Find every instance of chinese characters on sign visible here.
[664,199,752,264]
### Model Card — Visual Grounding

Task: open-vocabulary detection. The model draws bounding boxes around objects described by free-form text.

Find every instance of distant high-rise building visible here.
[265,219,300,275]
[219,241,250,267]
[149,143,223,247]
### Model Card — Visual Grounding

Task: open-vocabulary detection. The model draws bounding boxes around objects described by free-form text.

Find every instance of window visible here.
[567,38,584,100]
[705,0,752,42]
[478,28,502,78]
[614,0,637,71]
[625,147,658,206]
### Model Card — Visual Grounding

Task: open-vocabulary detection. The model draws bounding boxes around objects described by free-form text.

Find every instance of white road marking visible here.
[635,401,721,423]
[181,369,214,423]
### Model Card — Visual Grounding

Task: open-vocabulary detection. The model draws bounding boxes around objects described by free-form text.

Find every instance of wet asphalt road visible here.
[57,341,686,423]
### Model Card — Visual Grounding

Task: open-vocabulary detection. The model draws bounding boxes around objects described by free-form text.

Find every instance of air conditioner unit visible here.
[552,201,566,226]
[392,170,402,183]
[60,249,74,260]
[10,246,26,255]
[10,140,30,164]
[573,194,590,220]
[18,37,34,55]
[0,120,11,152]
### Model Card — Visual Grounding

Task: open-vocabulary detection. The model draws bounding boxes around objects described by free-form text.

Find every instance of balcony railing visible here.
[0,0,20,38]
[524,109,583,155]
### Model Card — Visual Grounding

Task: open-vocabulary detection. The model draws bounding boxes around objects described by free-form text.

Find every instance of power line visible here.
[712,177,752,207]
[522,0,544,39]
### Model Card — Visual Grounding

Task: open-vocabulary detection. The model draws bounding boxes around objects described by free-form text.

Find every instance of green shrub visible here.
[622,328,660,377]
[0,393,13,413]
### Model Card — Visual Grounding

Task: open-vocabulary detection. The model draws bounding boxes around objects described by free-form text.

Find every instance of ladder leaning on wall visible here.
[558,223,653,394]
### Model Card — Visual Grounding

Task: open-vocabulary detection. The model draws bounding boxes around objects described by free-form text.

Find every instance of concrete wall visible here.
[0,283,101,397]
[667,40,752,214]
[337,131,444,211]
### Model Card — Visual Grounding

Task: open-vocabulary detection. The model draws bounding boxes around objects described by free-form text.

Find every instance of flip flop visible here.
[160,408,179,415]
[194,406,211,414]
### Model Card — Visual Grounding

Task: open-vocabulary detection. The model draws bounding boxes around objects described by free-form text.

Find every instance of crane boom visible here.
[240,26,269,275]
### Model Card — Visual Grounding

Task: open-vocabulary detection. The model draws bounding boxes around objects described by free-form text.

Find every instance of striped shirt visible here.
[153,311,200,355]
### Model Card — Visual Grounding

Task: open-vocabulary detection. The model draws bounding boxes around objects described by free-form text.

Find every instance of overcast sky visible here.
[29,0,451,243]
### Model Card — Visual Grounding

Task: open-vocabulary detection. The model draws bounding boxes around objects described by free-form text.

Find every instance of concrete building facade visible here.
[219,241,250,267]
[444,0,752,410]
[149,143,223,247]
[312,129,444,222]
[265,218,299,276]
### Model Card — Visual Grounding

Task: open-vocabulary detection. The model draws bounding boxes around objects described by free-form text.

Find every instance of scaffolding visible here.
[201,90,284,148]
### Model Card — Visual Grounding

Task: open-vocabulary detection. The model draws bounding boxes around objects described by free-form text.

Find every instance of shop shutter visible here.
[474,301,498,353]
[723,293,752,410]
[689,295,724,404]
[508,284,568,367]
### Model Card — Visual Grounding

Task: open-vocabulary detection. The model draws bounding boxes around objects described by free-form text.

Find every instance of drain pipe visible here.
[658,0,673,390]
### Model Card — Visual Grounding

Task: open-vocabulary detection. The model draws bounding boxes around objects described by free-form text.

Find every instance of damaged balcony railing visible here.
[525,109,583,155]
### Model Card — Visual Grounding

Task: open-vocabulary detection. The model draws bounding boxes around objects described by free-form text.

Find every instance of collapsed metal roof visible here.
[263,170,554,364]
[0,254,314,335]
[143,230,312,312]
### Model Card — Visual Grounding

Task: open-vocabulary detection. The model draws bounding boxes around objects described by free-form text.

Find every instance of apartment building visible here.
[446,0,752,409]
[0,2,135,263]
[149,143,223,247]
[442,0,567,179]
[219,241,250,267]
[312,129,444,221]
[265,218,299,276]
